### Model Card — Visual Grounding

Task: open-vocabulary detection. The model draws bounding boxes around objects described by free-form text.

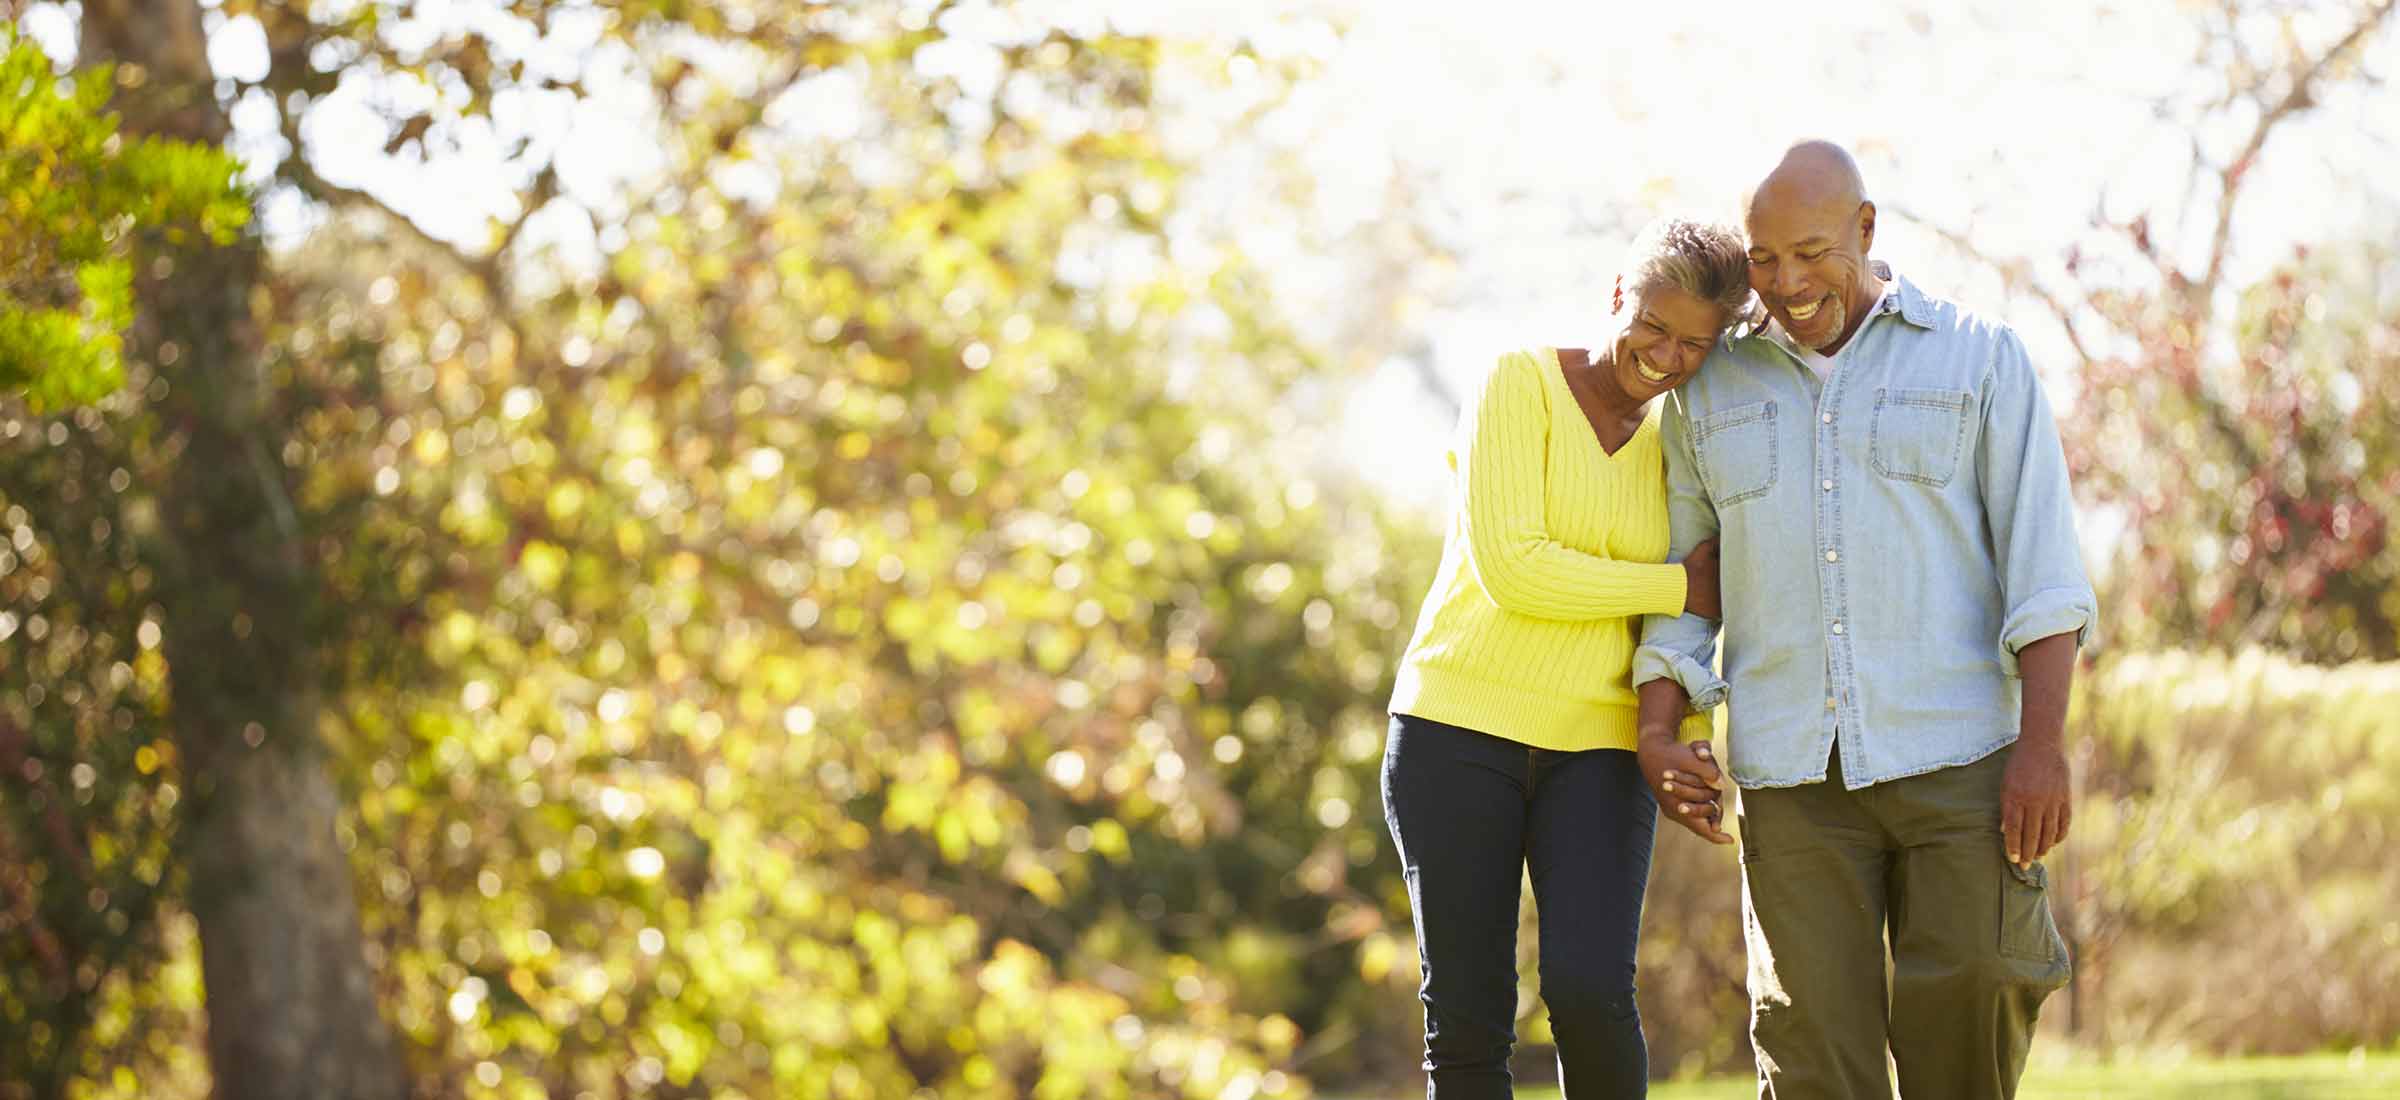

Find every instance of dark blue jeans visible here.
[1382,713,1659,1099]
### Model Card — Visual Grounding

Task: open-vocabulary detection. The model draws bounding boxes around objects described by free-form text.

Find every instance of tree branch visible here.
[2194,0,2397,302]
[274,118,477,268]
[1883,203,2098,368]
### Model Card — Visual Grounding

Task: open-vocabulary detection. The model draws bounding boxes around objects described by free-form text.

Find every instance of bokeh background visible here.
[2,1,2398,1097]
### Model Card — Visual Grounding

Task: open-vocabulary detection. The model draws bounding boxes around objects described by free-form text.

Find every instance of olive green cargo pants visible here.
[1737,744,2072,1099]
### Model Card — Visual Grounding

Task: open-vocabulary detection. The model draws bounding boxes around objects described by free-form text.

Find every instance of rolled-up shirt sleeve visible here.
[1634,390,1729,713]
[1977,330,2098,675]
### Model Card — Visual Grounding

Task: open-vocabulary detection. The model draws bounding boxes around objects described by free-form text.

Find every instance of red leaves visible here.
[2065,240,2400,660]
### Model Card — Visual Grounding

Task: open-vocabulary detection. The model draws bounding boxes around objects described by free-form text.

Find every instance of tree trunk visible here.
[78,4,409,1099]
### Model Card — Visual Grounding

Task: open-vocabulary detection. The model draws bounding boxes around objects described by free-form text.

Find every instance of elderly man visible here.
[1631,141,2095,1099]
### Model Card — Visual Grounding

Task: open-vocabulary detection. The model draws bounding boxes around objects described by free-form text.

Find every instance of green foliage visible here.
[0,373,189,1096]
[1532,1050,2400,1099]
[13,4,1428,1098]
[1521,647,2400,1080]
[9,3,2398,1097]
[0,34,244,1099]
[291,122,1407,1099]
[1628,807,1749,1077]
[0,32,247,410]
[2063,651,2400,1052]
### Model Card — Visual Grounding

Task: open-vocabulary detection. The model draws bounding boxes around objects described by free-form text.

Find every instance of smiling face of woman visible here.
[1607,283,1726,402]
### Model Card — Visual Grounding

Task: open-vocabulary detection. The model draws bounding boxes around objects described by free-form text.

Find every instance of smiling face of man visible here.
[1743,142,1881,355]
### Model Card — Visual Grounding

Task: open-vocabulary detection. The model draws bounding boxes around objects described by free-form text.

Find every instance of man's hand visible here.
[1999,738,2071,870]
[1637,731,1732,844]
[2004,630,2080,870]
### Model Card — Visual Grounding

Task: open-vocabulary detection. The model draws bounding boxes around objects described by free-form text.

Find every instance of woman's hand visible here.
[1680,538,1722,619]
[1637,730,1733,844]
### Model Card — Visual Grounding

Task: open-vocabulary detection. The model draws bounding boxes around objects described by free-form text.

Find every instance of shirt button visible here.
[1831,622,1845,635]
[1821,478,1834,491]
[1825,697,1838,711]
[1821,412,1833,424]
[1825,550,1839,563]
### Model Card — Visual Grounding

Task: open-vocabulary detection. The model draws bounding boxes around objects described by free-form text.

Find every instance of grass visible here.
[1497,1051,2400,1099]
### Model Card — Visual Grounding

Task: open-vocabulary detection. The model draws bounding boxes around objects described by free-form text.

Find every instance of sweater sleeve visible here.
[1454,351,1690,622]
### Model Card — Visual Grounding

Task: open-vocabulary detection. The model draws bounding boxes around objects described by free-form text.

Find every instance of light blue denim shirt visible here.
[1632,267,2097,790]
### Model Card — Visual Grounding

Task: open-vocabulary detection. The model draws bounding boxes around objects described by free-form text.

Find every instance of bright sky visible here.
[23,0,2398,524]
[1169,0,2400,514]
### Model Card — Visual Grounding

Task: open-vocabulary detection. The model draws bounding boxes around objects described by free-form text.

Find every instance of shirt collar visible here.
[1883,264,1938,330]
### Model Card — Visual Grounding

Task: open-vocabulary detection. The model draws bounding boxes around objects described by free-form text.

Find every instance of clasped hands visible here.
[1636,730,1733,845]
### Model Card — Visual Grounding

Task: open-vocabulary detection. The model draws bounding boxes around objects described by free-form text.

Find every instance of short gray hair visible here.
[1622,217,1754,333]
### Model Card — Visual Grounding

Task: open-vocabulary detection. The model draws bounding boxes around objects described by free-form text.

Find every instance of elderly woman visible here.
[1382,217,1751,1098]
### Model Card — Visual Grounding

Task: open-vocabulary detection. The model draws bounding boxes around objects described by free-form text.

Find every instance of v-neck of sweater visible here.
[1542,347,1659,459]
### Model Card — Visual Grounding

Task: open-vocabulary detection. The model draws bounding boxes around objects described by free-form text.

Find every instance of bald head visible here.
[1740,141,1882,353]
[1746,140,1868,220]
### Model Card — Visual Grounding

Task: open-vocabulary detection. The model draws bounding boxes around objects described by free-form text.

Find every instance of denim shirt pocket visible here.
[1870,387,1973,487]
[1694,401,1778,507]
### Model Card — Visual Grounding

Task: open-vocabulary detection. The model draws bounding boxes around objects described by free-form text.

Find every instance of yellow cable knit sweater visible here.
[1389,348,1711,751]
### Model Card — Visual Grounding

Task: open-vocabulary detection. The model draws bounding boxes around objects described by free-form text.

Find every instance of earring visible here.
[1611,275,1623,315]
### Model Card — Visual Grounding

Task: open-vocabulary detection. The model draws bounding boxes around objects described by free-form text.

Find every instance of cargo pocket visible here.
[1998,861,2065,964]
